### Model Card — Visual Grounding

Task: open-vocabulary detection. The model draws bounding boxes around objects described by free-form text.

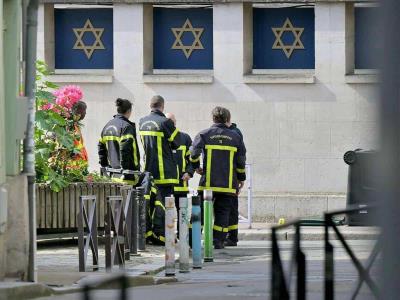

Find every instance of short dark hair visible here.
[150,95,164,109]
[116,98,132,114]
[72,101,87,115]
[212,106,230,124]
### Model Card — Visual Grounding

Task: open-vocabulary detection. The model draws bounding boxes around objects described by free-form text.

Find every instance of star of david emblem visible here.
[171,19,204,59]
[272,18,305,59]
[73,19,105,59]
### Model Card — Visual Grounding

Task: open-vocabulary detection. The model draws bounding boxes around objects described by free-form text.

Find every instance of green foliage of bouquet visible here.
[35,61,108,191]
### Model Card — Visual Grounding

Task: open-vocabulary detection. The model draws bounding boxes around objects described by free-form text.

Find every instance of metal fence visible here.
[271,205,380,300]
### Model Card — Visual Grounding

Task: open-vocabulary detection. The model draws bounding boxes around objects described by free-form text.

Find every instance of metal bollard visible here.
[191,195,202,269]
[130,188,138,255]
[137,187,146,251]
[203,190,214,262]
[179,197,190,273]
[165,196,176,276]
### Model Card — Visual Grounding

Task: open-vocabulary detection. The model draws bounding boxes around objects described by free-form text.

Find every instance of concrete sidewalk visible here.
[0,224,379,300]
[0,244,175,300]
[238,223,380,241]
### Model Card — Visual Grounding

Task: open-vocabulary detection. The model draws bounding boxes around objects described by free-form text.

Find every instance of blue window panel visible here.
[355,7,381,69]
[153,8,213,69]
[55,9,113,69]
[253,8,315,69]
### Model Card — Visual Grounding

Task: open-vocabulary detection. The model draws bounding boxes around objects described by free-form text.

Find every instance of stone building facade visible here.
[37,0,379,221]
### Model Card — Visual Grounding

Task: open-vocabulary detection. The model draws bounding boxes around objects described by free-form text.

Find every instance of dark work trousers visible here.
[213,194,237,244]
[157,185,175,201]
[226,195,239,243]
[150,185,174,245]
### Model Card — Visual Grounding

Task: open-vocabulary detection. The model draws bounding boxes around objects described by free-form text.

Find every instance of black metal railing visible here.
[271,205,380,300]
[78,195,99,272]
[324,205,380,300]
[272,220,307,300]
[83,273,128,300]
[105,195,127,271]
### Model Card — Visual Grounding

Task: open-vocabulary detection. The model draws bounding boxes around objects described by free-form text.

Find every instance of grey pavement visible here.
[0,242,170,300]
[35,240,380,300]
[0,224,380,299]
[36,240,166,286]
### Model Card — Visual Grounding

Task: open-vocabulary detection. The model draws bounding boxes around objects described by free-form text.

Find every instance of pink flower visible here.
[40,103,52,110]
[53,85,83,110]
[51,106,62,114]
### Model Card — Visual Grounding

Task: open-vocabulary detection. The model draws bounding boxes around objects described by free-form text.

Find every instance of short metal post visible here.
[130,188,138,255]
[324,215,334,300]
[179,197,190,273]
[137,187,146,251]
[165,196,176,276]
[246,164,253,229]
[203,190,214,262]
[191,195,202,269]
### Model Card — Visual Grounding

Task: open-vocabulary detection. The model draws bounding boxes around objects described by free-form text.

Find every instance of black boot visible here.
[214,240,225,249]
[224,239,237,247]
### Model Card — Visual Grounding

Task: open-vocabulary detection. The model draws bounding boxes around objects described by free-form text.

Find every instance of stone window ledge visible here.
[48,70,114,83]
[143,74,214,84]
[345,73,379,84]
[243,73,315,84]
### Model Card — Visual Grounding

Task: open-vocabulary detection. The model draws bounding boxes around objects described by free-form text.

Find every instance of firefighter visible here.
[98,98,140,185]
[190,107,246,249]
[225,114,245,247]
[166,112,193,233]
[139,95,181,244]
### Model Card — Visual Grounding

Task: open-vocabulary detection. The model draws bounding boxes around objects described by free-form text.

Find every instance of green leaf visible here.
[44,81,58,89]
[48,111,67,126]
[36,90,55,102]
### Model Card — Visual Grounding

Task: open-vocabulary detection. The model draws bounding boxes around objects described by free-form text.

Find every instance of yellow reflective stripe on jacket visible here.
[100,135,138,167]
[154,178,180,185]
[204,144,238,192]
[229,150,234,190]
[213,225,229,233]
[206,147,212,187]
[151,186,158,194]
[174,186,189,192]
[177,145,187,172]
[228,224,239,231]
[236,168,246,173]
[145,231,153,238]
[101,136,121,142]
[157,136,165,180]
[120,134,134,140]
[197,186,236,194]
[111,177,138,186]
[168,128,179,142]
[205,145,237,152]
[139,131,165,137]
[120,134,139,167]
[144,195,151,200]
[155,200,166,211]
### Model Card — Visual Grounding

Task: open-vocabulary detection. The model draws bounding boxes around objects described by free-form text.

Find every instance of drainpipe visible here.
[23,0,38,282]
